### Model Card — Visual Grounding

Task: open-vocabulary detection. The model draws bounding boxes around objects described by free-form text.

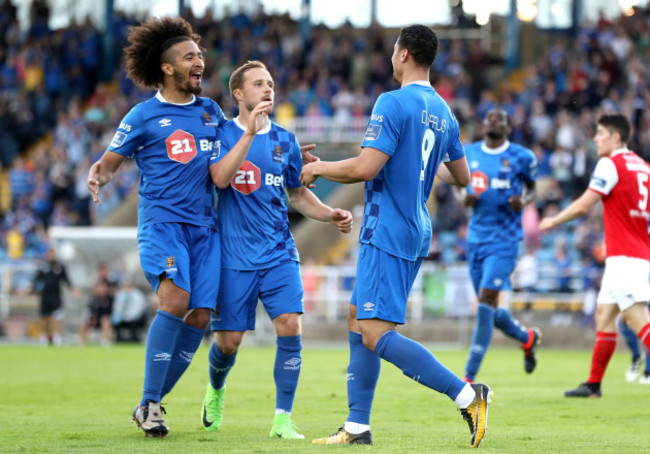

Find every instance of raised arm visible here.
[539,189,601,231]
[210,101,272,189]
[299,147,390,187]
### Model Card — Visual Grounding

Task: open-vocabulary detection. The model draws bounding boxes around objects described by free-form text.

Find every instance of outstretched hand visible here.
[87,162,102,206]
[539,217,555,232]
[300,162,319,188]
[331,208,353,233]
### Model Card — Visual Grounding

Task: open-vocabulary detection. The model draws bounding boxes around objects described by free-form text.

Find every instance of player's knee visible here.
[274,313,301,336]
[184,308,211,329]
[360,334,378,352]
[217,335,242,355]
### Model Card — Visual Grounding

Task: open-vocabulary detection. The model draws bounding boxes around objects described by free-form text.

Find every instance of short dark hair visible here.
[229,60,268,100]
[124,16,202,88]
[598,113,631,144]
[397,25,438,68]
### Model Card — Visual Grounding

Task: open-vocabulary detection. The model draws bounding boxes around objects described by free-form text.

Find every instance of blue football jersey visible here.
[212,118,302,270]
[360,82,465,260]
[108,92,226,229]
[465,140,537,244]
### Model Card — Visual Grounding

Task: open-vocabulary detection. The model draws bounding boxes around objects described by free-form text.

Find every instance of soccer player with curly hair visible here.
[87,16,271,438]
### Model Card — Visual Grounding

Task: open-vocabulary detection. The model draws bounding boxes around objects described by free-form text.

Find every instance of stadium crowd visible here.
[2,1,650,295]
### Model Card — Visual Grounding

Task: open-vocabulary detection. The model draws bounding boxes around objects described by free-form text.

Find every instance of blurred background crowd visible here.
[2,0,649,303]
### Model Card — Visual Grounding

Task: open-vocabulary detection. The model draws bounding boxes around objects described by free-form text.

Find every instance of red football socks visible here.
[586,331,617,384]
[639,323,650,350]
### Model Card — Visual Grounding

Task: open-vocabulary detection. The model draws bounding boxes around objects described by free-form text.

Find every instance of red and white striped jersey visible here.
[588,148,650,260]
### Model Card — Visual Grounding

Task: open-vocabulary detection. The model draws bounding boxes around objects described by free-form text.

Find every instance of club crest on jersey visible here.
[272,145,284,163]
[500,158,511,172]
[159,118,172,127]
[201,111,219,127]
[165,256,176,268]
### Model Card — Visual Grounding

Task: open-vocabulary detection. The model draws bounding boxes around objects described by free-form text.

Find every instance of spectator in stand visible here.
[8,156,33,209]
[112,279,150,343]
[554,240,573,293]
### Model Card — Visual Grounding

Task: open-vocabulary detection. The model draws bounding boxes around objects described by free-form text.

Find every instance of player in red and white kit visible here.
[540,113,650,398]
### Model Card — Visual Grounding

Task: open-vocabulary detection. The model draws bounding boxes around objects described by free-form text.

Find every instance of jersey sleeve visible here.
[444,117,465,162]
[211,99,228,127]
[107,106,144,158]
[361,93,401,157]
[522,148,538,183]
[285,135,302,189]
[588,157,618,196]
[210,126,233,164]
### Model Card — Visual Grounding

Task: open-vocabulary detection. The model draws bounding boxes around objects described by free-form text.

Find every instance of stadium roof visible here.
[11,0,650,31]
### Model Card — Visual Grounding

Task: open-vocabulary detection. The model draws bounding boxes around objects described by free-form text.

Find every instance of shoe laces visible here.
[145,402,166,420]
[460,408,475,433]
[277,419,300,431]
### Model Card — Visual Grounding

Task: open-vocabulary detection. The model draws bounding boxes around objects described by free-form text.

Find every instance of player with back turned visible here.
[86,17,271,438]
[300,24,492,448]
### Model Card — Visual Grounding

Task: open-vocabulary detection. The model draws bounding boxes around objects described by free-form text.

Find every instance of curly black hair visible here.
[124,16,202,88]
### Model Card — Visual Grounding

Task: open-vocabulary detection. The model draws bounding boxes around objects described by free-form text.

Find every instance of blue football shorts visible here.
[352,243,423,325]
[210,260,303,331]
[138,222,220,311]
[466,241,517,293]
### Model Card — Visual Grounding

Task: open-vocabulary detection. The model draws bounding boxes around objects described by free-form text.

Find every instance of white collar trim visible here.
[155,90,196,105]
[234,116,271,134]
[481,140,510,155]
[404,80,432,88]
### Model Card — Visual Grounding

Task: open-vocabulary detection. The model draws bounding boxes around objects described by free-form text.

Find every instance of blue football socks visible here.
[208,342,237,391]
[464,303,496,382]
[160,322,205,398]
[374,329,465,400]
[274,335,302,413]
[347,331,381,425]
[494,307,529,343]
[618,318,641,360]
[140,310,184,405]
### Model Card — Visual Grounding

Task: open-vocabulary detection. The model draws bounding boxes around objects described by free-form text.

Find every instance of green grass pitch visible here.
[0,342,647,453]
